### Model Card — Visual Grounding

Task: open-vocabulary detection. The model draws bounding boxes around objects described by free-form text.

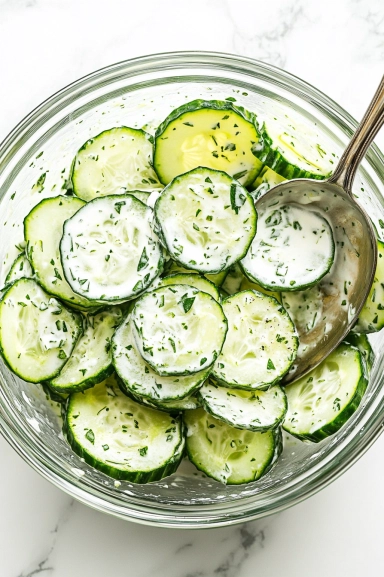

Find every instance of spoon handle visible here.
[328,75,384,193]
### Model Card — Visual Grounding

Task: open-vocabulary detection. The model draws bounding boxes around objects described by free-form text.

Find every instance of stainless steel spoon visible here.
[254,76,384,384]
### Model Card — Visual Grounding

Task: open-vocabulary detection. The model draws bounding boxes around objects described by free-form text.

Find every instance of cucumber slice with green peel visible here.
[154,99,263,187]
[283,342,367,442]
[199,380,287,432]
[24,196,97,310]
[126,190,152,204]
[119,381,203,412]
[241,204,335,291]
[65,376,185,483]
[0,278,82,383]
[132,285,227,376]
[212,290,298,389]
[5,253,34,284]
[250,166,287,199]
[166,261,228,287]
[49,306,125,393]
[154,272,220,301]
[352,239,384,333]
[344,332,374,376]
[60,194,164,303]
[155,167,257,274]
[184,408,282,484]
[253,116,336,180]
[71,127,161,202]
[221,263,244,295]
[41,382,69,404]
[240,276,281,303]
[113,316,211,402]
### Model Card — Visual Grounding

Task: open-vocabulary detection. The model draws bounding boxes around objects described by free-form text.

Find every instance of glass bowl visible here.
[0,51,384,529]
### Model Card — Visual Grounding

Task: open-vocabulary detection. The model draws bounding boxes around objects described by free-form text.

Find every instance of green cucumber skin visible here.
[60,194,164,304]
[283,351,368,443]
[184,422,283,485]
[118,379,202,414]
[41,383,69,404]
[154,99,262,185]
[48,364,114,394]
[0,280,83,384]
[154,167,257,275]
[343,333,374,377]
[63,402,185,483]
[253,123,331,181]
[198,385,288,432]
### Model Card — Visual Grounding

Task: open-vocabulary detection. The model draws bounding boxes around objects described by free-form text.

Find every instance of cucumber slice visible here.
[283,342,367,442]
[199,380,287,432]
[154,99,262,187]
[221,263,244,295]
[155,272,220,301]
[344,332,374,376]
[184,408,282,484]
[65,376,185,482]
[166,261,228,287]
[5,252,34,284]
[60,194,163,303]
[113,316,211,401]
[253,116,336,180]
[250,166,287,199]
[155,167,257,274]
[132,285,227,376]
[119,382,202,412]
[353,239,384,333]
[71,127,161,201]
[126,190,152,204]
[0,278,82,383]
[41,382,69,404]
[24,196,97,310]
[212,290,298,389]
[49,306,124,393]
[241,204,335,291]
[240,276,281,303]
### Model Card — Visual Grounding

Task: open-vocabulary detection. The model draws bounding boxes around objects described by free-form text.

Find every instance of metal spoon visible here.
[254,76,384,384]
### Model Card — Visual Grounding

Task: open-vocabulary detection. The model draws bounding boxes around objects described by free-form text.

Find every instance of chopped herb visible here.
[85,429,95,444]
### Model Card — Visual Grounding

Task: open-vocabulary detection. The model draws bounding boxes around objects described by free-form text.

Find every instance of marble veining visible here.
[0,0,384,576]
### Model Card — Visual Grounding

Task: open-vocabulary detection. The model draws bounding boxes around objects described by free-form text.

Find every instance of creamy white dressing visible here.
[242,204,334,291]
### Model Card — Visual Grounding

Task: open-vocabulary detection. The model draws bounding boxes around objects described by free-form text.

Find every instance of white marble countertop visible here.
[1,0,384,575]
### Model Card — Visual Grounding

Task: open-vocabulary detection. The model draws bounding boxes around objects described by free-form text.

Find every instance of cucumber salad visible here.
[0,97,381,486]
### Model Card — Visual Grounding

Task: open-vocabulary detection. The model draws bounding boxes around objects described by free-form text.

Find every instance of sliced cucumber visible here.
[221,263,244,295]
[5,252,34,284]
[353,239,384,333]
[241,204,335,291]
[166,261,228,287]
[155,167,257,274]
[250,166,287,199]
[240,276,281,303]
[49,306,124,393]
[184,408,282,484]
[154,99,262,187]
[0,278,82,383]
[154,272,220,301]
[113,316,211,401]
[65,376,185,482]
[24,196,97,310]
[131,285,227,376]
[212,290,298,389]
[71,127,161,201]
[283,342,367,442]
[344,332,374,376]
[119,381,202,412]
[41,382,69,404]
[253,116,336,180]
[60,194,163,303]
[199,380,287,432]
[126,190,152,204]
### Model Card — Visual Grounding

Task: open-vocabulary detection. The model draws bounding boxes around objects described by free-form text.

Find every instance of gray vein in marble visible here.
[220,0,306,68]
[17,499,74,577]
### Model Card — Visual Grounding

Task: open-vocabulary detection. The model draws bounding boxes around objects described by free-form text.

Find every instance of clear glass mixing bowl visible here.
[0,52,383,529]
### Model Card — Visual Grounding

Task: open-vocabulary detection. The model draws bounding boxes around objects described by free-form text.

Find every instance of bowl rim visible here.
[1,50,384,529]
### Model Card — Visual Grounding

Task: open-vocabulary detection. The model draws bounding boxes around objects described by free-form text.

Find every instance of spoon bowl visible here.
[253,75,384,383]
